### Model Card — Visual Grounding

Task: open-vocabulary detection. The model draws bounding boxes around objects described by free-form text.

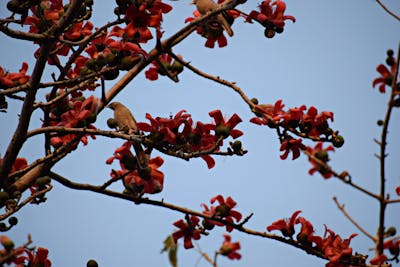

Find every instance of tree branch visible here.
[333,196,376,241]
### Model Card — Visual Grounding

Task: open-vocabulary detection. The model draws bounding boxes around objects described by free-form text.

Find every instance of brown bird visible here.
[193,0,234,37]
[108,102,151,179]
[107,102,138,134]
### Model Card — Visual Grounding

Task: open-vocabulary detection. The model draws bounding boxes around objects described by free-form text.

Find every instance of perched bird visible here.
[107,102,138,135]
[108,102,150,179]
[192,0,234,37]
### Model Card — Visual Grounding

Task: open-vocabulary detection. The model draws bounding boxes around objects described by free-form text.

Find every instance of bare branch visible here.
[376,0,400,21]
[333,196,376,241]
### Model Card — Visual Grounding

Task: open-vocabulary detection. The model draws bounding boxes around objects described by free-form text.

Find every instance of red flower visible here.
[369,254,388,265]
[396,186,400,196]
[295,216,315,245]
[107,142,165,195]
[123,1,172,43]
[202,195,242,232]
[250,99,285,125]
[306,142,335,179]
[247,0,295,32]
[372,63,396,93]
[219,234,241,260]
[172,215,201,249]
[279,138,304,160]
[302,106,334,136]
[275,105,306,128]
[267,210,301,237]
[0,62,30,89]
[312,226,357,266]
[124,156,165,195]
[63,21,93,41]
[15,247,52,267]
[208,109,243,139]
[185,10,230,48]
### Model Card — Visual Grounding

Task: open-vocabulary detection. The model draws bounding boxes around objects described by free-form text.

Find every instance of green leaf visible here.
[161,235,178,267]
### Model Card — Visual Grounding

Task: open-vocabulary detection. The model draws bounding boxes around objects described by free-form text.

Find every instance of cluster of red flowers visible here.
[106,141,165,195]
[136,109,243,169]
[0,62,30,89]
[0,236,51,267]
[114,0,172,43]
[47,93,98,149]
[267,211,362,267]
[251,100,335,138]
[23,0,93,66]
[172,195,242,261]
[372,49,398,93]
[246,0,295,38]
[251,100,341,161]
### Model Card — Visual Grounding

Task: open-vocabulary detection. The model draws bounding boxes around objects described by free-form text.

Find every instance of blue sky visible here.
[1,1,400,266]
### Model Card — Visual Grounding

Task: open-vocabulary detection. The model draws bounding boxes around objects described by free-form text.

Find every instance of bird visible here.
[107,102,138,135]
[192,0,234,37]
[107,102,150,179]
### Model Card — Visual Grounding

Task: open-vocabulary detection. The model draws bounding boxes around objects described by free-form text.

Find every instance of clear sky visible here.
[1,1,400,267]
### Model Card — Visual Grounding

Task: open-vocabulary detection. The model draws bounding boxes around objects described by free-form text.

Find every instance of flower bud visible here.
[107,118,118,129]
[386,226,396,237]
[8,217,18,226]
[87,259,99,267]
[202,219,215,231]
[332,135,344,148]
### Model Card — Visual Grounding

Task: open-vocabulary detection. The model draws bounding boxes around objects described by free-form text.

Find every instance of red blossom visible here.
[123,1,172,43]
[372,63,396,93]
[185,10,231,48]
[124,156,165,195]
[172,215,201,249]
[0,62,30,89]
[15,247,51,267]
[137,110,238,169]
[369,254,388,265]
[302,106,334,136]
[208,109,243,139]
[0,157,28,176]
[247,0,295,29]
[396,186,400,196]
[279,138,304,160]
[63,21,93,41]
[311,226,357,266]
[250,100,285,125]
[267,210,301,237]
[47,95,98,149]
[202,195,242,232]
[306,142,335,179]
[295,217,315,246]
[219,234,241,260]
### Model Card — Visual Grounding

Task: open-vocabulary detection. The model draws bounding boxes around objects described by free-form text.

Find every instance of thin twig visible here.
[0,185,53,221]
[333,196,376,241]
[376,0,400,21]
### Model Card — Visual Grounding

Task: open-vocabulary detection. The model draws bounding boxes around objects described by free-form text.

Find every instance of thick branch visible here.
[0,0,85,188]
